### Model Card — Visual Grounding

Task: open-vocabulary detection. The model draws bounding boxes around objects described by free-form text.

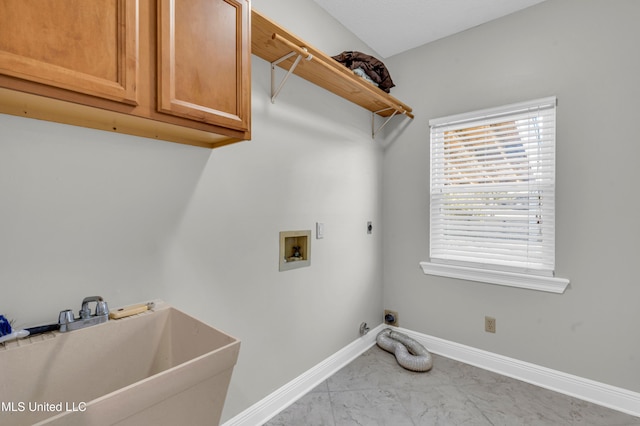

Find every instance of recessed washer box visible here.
[279,230,311,271]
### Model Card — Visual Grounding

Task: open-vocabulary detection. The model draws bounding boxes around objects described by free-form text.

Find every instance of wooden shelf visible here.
[251,9,414,120]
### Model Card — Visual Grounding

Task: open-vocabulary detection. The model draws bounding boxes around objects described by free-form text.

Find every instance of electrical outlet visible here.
[485,316,496,333]
[384,309,398,326]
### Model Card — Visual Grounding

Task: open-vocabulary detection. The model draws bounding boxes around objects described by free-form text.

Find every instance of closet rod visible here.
[271,33,414,119]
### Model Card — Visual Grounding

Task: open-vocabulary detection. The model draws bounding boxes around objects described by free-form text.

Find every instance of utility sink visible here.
[0,301,240,426]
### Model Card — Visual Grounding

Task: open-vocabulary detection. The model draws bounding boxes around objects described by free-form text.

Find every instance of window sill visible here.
[419,262,570,294]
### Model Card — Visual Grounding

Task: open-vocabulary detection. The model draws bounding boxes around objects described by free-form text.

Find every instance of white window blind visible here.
[429,97,557,275]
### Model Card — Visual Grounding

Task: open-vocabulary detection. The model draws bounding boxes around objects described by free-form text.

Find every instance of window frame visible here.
[421,97,569,293]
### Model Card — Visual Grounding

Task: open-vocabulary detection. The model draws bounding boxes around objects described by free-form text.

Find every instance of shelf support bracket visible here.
[372,108,399,139]
[271,49,313,103]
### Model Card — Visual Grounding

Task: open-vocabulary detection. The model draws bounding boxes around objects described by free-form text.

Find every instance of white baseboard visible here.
[223,325,640,425]
[222,324,386,426]
[397,327,640,418]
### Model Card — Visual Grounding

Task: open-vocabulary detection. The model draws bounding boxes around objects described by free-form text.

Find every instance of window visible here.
[421,97,569,293]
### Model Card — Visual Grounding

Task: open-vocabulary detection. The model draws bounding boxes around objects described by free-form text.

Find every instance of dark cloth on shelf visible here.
[332,51,395,93]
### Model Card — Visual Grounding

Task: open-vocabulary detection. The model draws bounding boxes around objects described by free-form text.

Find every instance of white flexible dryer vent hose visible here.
[376,328,433,372]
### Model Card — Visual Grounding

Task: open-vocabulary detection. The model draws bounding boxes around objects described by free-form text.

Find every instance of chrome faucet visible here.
[58,296,109,332]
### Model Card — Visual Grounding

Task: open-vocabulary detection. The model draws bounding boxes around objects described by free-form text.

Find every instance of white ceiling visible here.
[311,0,548,58]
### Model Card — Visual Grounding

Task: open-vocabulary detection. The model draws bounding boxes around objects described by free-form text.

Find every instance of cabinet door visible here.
[0,0,138,104]
[158,0,250,132]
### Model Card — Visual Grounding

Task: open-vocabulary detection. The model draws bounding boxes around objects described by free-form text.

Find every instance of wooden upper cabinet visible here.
[158,0,250,132]
[0,0,138,104]
[0,0,251,148]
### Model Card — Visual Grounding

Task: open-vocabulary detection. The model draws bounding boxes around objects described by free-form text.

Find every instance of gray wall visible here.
[382,0,640,392]
[0,0,383,421]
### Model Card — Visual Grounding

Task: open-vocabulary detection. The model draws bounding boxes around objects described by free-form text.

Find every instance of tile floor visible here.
[264,346,640,425]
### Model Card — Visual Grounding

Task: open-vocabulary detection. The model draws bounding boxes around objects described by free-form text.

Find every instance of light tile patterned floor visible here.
[264,346,640,425]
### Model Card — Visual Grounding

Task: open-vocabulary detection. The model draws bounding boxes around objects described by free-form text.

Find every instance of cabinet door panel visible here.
[0,0,138,104]
[158,0,250,132]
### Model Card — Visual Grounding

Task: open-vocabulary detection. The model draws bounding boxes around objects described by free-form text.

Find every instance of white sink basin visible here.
[0,302,240,425]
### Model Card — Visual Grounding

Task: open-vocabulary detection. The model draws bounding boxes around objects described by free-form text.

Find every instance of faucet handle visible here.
[96,301,109,316]
[58,309,74,332]
[59,309,74,325]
